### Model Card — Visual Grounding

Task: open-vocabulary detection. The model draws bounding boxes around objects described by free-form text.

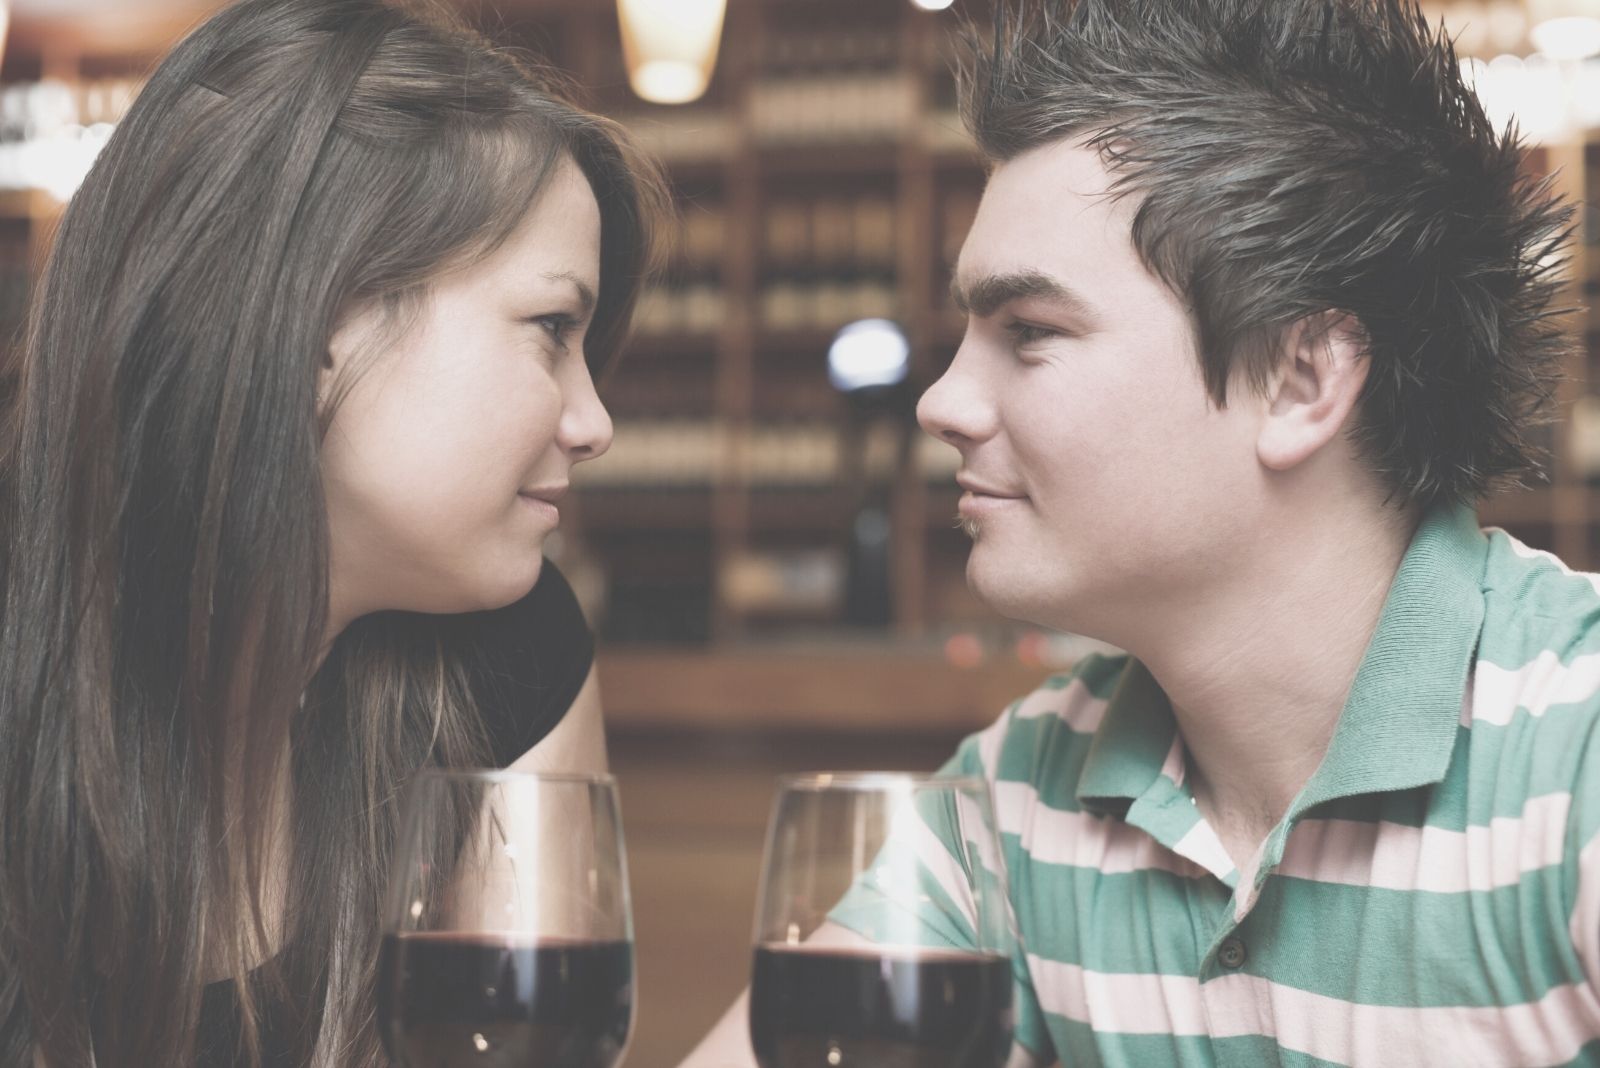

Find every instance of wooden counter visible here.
[598,645,1060,733]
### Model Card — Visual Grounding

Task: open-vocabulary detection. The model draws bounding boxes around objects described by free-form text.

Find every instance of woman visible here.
[0,0,663,1064]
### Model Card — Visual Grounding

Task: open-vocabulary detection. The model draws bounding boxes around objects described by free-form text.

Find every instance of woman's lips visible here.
[517,492,561,524]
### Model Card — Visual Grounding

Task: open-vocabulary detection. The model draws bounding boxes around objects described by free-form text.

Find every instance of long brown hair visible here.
[0,1,662,1064]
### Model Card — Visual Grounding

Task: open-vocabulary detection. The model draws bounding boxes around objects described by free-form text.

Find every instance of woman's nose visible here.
[560,364,614,462]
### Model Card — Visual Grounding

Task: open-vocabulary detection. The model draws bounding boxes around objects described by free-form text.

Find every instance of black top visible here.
[433,561,595,765]
[195,562,594,1066]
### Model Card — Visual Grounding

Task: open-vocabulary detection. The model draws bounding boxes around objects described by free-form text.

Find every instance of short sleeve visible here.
[441,560,595,766]
[826,721,1056,1063]
[827,740,991,949]
[1563,700,1600,991]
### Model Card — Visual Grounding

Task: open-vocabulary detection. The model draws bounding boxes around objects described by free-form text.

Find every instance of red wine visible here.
[378,932,632,1068]
[749,943,1012,1068]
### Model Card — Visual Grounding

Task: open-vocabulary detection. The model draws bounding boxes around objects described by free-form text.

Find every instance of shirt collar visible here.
[1291,505,1487,812]
[1075,505,1488,813]
[1076,658,1175,809]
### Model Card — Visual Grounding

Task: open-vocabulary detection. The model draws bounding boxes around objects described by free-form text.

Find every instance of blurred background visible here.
[5,0,1600,1059]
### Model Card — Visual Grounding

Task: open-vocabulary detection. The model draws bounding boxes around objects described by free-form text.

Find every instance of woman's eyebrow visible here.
[541,270,597,316]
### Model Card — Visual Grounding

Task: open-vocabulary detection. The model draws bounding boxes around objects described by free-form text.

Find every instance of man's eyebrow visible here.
[543,271,597,317]
[950,270,1090,319]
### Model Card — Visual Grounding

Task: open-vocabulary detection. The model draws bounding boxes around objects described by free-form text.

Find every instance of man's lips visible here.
[956,475,1027,520]
[956,475,1025,500]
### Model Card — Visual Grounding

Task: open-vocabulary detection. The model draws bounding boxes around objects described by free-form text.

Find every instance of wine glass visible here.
[748,773,1016,1068]
[378,770,634,1068]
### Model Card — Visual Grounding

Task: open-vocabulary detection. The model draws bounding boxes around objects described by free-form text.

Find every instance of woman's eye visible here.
[527,313,577,350]
[534,314,572,340]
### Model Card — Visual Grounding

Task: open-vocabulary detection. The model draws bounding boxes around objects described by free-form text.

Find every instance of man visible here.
[685,1,1592,1064]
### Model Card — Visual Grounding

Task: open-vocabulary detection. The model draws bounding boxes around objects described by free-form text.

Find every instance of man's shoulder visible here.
[970,651,1134,786]
[1464,528,1600,757]
[1015,651,1134,718]
[1476,526,1600,673]
[1481,526,1600,621]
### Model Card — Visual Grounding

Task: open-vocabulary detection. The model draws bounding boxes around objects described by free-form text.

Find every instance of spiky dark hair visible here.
[961,0,1575,508]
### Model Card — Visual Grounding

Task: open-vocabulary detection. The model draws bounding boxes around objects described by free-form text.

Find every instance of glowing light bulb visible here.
[617,0,728,105]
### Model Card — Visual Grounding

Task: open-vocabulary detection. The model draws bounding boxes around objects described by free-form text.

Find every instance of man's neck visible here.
[1131,503,1420,870]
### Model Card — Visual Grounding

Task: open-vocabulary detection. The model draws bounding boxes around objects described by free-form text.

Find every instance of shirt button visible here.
[1219,937,1247,969]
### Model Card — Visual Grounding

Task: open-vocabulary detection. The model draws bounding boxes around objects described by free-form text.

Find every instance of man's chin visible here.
[965,551,1024,615]
[965,550,1082,630]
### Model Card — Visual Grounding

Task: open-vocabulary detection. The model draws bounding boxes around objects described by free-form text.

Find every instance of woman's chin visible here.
[468,554,546,613]
[397,560,546,618]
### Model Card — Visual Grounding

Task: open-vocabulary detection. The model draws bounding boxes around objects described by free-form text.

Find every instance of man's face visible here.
[917,139,1269,639]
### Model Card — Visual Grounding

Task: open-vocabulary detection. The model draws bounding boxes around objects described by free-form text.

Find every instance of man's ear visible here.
[1256,311,1370,472]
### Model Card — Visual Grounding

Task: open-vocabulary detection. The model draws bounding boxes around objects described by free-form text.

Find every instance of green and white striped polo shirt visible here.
[834,506,1600,1066]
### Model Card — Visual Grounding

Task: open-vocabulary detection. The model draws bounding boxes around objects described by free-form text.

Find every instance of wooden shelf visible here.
[8,5,217,70]
[753,327,845,354]
[930,146,984,171]
[0,189,60,222]
[750,377,843,419]
[748,488,853,532]
[599,373,717,419]
[655,154,734,185]
[625,334,721,361]
[924,486,962,528]
[1479,486,1555,527]
[576,488,715,531]
[1429,486,1600,538]
[753,144,905,178]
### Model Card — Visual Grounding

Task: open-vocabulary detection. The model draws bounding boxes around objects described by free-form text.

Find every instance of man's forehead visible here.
[974,140,1136,247]
[990,136,1119,196]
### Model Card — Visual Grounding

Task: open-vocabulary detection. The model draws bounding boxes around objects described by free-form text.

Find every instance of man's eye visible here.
[1005,321,1060,346]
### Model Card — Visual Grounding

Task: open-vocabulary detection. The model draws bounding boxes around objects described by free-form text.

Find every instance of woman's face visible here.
[320,156,611,629]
